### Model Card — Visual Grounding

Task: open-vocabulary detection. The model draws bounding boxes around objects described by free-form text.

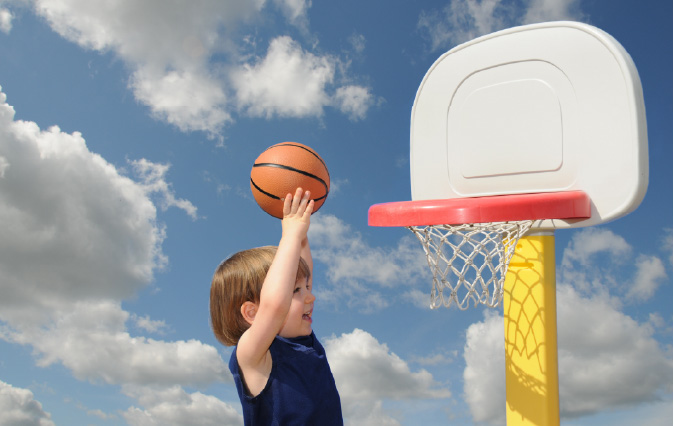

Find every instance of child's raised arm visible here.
[235,188,314,394]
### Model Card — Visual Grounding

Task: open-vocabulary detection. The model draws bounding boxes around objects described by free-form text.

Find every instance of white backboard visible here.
[410,21,648,229]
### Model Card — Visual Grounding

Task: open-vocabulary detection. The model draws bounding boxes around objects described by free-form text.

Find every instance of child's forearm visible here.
[240,188,312,355]
[258,233,303,317]
[300,237,313,275]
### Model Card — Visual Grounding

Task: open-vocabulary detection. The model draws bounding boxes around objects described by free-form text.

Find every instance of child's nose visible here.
[306,291,316,303]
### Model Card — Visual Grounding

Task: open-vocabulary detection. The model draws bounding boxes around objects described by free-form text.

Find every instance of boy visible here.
[210,188,343,425]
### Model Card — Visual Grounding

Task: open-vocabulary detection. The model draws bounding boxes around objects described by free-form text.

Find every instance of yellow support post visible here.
[503,232,560,425]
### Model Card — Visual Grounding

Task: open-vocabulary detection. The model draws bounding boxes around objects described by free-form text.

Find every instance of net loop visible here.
[408,221,534,310]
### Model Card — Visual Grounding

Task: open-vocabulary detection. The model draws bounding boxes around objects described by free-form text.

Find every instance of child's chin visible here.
[280,328,312,339]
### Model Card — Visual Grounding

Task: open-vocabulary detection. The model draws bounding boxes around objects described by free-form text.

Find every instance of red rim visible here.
[368,191,591,227]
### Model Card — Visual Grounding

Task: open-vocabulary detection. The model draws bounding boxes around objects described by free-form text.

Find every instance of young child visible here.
[210,188,343,425]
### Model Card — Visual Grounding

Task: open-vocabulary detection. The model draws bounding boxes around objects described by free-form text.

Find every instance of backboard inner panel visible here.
[454,77,563,179]
[448,59,577,197]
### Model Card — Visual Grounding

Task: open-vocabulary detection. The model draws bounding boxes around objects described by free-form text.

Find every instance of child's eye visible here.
[293,287,301,293]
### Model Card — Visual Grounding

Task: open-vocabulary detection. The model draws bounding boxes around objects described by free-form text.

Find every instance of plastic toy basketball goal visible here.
[368,21,648,426]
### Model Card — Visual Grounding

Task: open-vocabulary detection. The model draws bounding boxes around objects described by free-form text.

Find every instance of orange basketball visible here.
[250,142,330,219]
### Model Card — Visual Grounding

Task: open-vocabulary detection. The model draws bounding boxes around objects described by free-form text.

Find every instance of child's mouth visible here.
[302,311,312,323]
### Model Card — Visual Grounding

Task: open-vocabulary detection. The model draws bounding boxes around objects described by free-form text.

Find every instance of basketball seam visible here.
[252,162,329,198]
[264,143,329,176]
[250,178,282,200]
[250,176,328,203]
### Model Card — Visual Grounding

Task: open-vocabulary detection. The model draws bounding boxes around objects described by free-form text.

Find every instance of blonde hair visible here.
[210,246,310,346]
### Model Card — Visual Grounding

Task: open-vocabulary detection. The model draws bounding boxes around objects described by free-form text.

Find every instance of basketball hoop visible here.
[368,191,591,309]
[409,220,533,309]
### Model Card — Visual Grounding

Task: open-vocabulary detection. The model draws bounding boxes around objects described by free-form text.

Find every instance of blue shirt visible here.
[230,332,343,425]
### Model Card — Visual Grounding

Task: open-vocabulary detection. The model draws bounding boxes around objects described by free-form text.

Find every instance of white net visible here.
[408,221,534,309]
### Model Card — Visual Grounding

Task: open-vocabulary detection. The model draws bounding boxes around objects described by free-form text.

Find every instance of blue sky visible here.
[0,0,671,425]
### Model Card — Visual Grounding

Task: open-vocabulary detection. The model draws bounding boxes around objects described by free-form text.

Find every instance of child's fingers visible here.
[303,199,315,219]
[298,190,310,211]
[283,192,293,216]
[290,188,303,213]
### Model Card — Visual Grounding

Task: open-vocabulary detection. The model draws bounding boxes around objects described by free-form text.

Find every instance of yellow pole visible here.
[503,232,560,425]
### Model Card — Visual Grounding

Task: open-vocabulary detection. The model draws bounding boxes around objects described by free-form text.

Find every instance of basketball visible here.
[250,142,330,219]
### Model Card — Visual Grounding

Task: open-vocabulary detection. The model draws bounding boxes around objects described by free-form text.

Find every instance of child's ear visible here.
[240,301,258,325]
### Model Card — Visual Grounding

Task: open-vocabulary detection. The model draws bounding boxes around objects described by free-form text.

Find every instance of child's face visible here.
[279,276,315,338]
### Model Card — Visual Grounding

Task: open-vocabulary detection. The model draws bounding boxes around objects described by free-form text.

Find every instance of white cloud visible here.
[132,314,169,335]
[0,155,8,177]
[524,0,584,23]
[418,0,585,51]
[309,214,429,311]
[0,7,11,34]
[462,229,672,424]
[130,158,199,220]
[324,329,451,425]
[418,0,508,52]
[556,285,672,417]
[627,255,666,301]
[463,311,506,424]
[232,36,334,119]
[561,227,632,267]
[129,67,231,138]
[122,385,242,426]
[334,85,372,121]
[17,0,371,136]
[0,88,167,325]
[3,301,230,388]
[272,0,311,29]
[560,228,667,303]
[0,380,54,426]
[0,87,231,414]
[348,33,366,55]
[32,0,249,137]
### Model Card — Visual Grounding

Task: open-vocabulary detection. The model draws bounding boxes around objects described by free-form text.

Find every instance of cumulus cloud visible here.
[232,36,334,119]
[272,0,311,30]
[309,214,429,311]
[130,158,199,220]
[561,227,632,266]
[463,311,507,423]
[0,88,231,415]
[556,285,671,417]
[8,0,372,136]
[523,0,584,23]
[0,380,54,426]
[0,154,9,177]
[122,385,242,426]
[28,0,253,136]
[132,314,170,335]
[0,7,11,34]
[627,255,667,301]
[418,0,585,51]
[325,329,451,425]
[129,67,231,137]
[3,301,229,387]
[561,228,666,302]
[462,229,672,424]
[0,88,165,325]
[334,85,373,121]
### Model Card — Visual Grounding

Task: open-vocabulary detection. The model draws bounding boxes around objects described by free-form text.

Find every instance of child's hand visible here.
[282,188,314,240]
